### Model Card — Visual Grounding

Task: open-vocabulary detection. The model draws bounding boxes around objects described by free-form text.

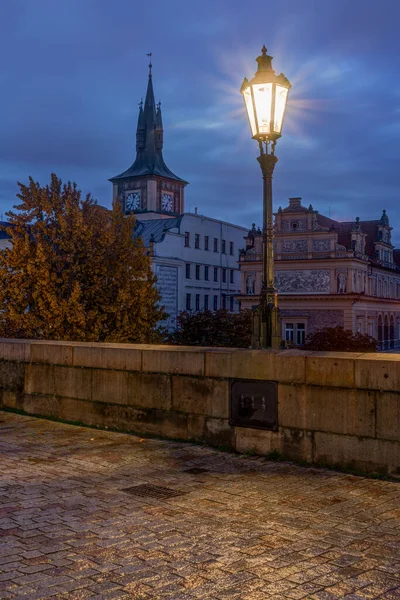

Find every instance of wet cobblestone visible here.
[1,412,399,599]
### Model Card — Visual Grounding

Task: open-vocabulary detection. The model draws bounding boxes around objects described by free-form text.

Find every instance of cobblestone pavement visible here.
[1,412,400,600]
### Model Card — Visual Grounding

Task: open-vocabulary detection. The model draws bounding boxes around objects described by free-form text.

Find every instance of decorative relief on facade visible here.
[275,269,330,293]
[282,219,307,232]
[313,239,330,252]
[282,240,308,253]
[281,254,308,260]
[155,265,178,331]
[312,219,327,232]
[246,273,256,295]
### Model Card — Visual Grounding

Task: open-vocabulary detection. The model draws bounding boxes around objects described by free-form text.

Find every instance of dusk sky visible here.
[1,0,400,242]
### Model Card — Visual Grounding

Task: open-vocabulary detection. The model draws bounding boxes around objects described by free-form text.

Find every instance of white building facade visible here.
[135,213,247,330]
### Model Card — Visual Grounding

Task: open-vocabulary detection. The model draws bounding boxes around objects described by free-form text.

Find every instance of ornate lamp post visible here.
[241,45,291,348]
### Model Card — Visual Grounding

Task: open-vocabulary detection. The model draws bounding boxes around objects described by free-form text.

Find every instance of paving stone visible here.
[1,412,400,599]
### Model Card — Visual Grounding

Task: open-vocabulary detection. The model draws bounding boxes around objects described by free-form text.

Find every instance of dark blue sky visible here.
[1,0,400,242]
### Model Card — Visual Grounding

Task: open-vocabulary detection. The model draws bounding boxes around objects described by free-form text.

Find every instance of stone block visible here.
[142,348,205,376]
[203,417,233,448]
[91,369,129,404]
[306,352,362,388]
[59,397,105,428]
[278,384,376,437]
[376,392,400,442]
[127,372,172,410]
[171,376,228,418]
[73,344,141,371]
[230,349,277,381]
[156,409,188,440]
[103,404,161,436]
[187,414,206,441]
[1,391,17,408]
[314,431,400,475]
[234,427,281,455]
[0,361,25,392]
[25,364,92,400]
[0,340,31,362]
[30,342,73,366]
[275,350,310,384]
[355,354,400,392]
[281,427,313,462]
[19,393,61,419]
[204,350,233,379]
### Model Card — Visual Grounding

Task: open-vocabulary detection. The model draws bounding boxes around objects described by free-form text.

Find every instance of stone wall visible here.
[0,339,399,475]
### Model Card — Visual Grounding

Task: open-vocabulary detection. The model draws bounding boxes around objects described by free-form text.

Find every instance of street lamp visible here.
[241,45,291,348]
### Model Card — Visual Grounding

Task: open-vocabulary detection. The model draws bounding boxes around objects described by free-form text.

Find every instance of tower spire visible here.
[146,52,152,77]
[110,59,187,188]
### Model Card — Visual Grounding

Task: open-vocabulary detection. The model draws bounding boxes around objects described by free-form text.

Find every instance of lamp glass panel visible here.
[274,85,288,133]
[243,86,257,137]
[252,83,272,134]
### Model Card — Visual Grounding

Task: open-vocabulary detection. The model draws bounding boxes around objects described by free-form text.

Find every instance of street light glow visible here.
[241,45,291,142]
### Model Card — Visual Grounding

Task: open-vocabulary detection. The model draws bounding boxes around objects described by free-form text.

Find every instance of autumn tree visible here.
[0,174,166,342]
[302,326,377,352]
[169,309,252,348]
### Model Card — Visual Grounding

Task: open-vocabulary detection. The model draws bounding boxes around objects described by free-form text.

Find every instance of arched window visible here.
[384,315,389,350]
[378,315,383,346]
[390,316,395,349]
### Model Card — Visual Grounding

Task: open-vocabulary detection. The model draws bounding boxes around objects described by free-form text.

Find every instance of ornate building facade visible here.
[238,197,400,348]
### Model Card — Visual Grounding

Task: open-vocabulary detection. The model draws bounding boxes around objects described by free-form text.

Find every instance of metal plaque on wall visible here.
[230,380,278,430]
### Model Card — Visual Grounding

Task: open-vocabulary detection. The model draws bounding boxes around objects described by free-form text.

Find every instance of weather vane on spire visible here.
[146,52,152,75]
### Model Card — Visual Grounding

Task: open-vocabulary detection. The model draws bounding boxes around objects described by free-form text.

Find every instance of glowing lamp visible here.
[241,45,291,141]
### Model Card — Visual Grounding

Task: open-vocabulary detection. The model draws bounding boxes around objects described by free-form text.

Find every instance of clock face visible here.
[161,193,173,212]
[126,191,141,211]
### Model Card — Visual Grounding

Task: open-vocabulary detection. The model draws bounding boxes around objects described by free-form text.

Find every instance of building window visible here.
[204,236,209,251]
[221,240,226,254]
[204,295,209,310]
[195,265,200,280]
[195,234,200,249]
[204,266,209,281]
[284,323,306,346]
[195,294,200,311]
[285,323,294,343]
[186,293,191,311]
[184,232,190,247]
[213,295,218,311]
[214,267,218,282]
[229,241,234,256]
[213,238,218,252]
[230,296,234,311]
[185,263,191,279]
[222,268,227,283]
[296,323,305,346]
[230,270,234,284]
[222,294,226,309]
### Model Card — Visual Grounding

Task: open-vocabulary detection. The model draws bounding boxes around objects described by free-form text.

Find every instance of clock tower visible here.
[109,60,187,218]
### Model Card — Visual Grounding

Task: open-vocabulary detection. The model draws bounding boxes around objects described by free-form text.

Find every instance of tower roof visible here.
[110,63,187,184]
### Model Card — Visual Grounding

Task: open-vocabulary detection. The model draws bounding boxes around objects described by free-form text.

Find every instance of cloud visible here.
[0,0,399,248]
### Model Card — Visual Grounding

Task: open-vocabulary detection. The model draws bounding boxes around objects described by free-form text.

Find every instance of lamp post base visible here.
[251,304,282,349]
